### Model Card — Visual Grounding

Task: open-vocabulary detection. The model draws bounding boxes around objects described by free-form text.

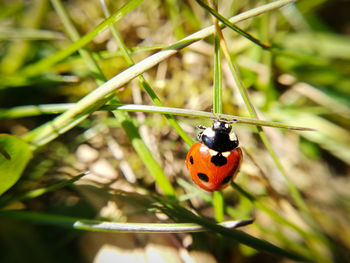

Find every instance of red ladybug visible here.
[186,120,243,191]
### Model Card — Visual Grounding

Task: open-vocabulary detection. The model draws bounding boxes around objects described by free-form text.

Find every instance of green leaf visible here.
[0,134,32,195]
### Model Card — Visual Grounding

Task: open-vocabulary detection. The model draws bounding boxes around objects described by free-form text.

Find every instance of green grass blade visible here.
[195,0,271,50]
[157,197,310,261]
[181,175,321,251]
[105,104,314,131]
[111,98,175,197]
[164,0,186,39]
[2,103,314,131]
[50,0,105,83]
[213,23,222,114]
[211,1,224,224]
[213,191,224,222]
[0,210,252,233]
[0,135,32,196]
[231,182,330,262]
[0,172,87,207]
[0,103,75,119]
[18,0,143,77]
[0,202,306,260]
[0,28,64,40]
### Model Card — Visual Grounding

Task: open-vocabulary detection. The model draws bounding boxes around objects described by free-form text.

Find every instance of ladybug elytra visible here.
[186,120,243,191]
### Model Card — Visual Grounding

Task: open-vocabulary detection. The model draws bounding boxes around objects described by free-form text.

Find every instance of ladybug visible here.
[186,120,243,191]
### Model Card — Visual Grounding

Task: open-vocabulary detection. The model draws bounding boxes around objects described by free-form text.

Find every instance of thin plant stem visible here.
[0,210,253,233]
[211,0,224,224]
[195,0,272,50]
[0,172,88,208]
[0,103,315,131]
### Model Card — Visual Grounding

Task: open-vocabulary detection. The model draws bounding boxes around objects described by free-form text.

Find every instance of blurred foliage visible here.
[0,0,350,262]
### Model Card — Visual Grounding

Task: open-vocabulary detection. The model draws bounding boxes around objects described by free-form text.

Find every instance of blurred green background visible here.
[0,0,349,262]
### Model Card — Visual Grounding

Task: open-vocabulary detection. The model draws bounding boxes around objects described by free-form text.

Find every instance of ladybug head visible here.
[212,121,232,134]
[198,120,238,152]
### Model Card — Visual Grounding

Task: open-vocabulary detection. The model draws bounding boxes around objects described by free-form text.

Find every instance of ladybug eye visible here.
[197,173,209,182]
[221,175,232,185]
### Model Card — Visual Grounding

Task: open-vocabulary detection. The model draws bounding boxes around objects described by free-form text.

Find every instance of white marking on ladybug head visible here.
[212,121,220,130]
[212,121,232,133]
[202,128,215,138]
[229,132,237,142]
[200,144,209,153]
[222,151,231,158]
[209,149,218,156]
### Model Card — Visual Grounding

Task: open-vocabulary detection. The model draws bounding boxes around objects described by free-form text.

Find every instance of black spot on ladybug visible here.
[211,153,227,166]
[221,175,232,185]
[189,155,194,164]
[197,173,209,182]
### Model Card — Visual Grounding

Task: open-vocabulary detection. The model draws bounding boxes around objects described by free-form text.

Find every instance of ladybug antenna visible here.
[209,110,238,125]
[196,125,207,130]
[210,117,232,124]
[210,109,220,122]
[226,119,238,124]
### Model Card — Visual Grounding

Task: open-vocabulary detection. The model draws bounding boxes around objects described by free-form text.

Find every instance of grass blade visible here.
[210,0,225,224]
[195,0,271,50]
[19,0,143,77]
[0,210,252,233]
[1,103,314,131]
[0,172,88,207]
[157,197,310,261]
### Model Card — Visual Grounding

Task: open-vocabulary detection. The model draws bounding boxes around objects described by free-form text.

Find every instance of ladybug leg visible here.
[196,125,207,142]
[197,131,203,141]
